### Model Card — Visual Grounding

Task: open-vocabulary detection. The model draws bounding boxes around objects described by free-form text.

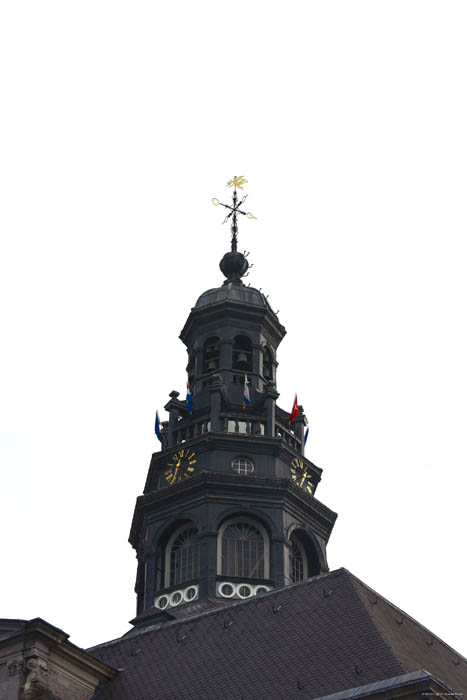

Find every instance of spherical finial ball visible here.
[219,251,249,282]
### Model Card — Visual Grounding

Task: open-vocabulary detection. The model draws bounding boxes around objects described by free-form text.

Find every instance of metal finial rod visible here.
[212,175,257,251]
[231,187,238,252]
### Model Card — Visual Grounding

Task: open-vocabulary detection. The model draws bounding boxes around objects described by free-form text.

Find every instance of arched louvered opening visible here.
[262,347,273,382]
[289,535,307,583]
[155,542,163,592]
[233,335,252,372]
[286,530,321,584]
[157,522,200,590]
[186,352,195,387]
[218,518,269,579]
[168,525,200,587]
[203,336,220,373]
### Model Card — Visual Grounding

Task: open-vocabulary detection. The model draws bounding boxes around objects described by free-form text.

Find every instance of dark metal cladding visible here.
[219,250,249,282]
[195,283,266,309]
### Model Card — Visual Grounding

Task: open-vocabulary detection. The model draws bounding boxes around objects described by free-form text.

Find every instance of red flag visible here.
[289,394,299,423]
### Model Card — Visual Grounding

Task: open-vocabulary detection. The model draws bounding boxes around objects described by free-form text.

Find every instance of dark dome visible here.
[195,282,268,310]
[219,250,249,281]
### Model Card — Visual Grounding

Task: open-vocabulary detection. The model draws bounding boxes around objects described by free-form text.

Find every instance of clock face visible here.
[290,458,315,496]
[163,448,197,486]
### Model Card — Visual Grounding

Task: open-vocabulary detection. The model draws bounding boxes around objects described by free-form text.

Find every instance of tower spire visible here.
[212,176,257,283]
[212,175,257,253]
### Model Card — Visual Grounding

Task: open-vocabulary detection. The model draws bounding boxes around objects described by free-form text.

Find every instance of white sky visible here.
[1,1,466,653]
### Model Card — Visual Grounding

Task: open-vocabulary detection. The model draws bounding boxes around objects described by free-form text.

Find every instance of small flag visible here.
[155,410,162,442]
[304,426,309,446]
[186,383,193,415]
[243,374,250,408]
[289,394,299,423]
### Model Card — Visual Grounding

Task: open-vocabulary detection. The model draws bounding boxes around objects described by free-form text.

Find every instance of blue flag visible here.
[304,426,309,446]
[155,410,162,442]
[186,383,193,415]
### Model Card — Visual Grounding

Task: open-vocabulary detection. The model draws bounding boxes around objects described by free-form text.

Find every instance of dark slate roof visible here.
[311,670,453,699]
[87,569,467,700]
[349,574,466,694]
[0,619,26,642]
[194,283,269,310]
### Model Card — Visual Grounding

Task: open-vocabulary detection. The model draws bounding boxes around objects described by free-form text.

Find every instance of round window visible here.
[170,591,183,606]
[255,586,268,595]
[184,586,197,601]
[232,457,254,475]
[238,584,252,599]
[156,596,168,610]
[219,583,235,597]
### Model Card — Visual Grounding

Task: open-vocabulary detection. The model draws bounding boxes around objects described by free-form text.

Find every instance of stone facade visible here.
[0,619,114,700]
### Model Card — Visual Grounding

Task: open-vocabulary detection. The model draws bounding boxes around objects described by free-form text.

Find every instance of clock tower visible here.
[129,178,337,627]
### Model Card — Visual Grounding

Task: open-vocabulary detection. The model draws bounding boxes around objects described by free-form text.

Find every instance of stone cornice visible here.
[0,617,116,700]
[180,301,286,348]
[130,470,337,548]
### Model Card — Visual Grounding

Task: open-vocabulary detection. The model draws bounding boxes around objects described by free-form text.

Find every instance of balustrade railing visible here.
[221,414,265,436]
[172,417,211,445]
[171,412,301,452]
[275,421,301,451]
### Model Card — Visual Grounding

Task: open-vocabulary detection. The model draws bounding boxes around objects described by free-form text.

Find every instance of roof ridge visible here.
[347,570,467,665]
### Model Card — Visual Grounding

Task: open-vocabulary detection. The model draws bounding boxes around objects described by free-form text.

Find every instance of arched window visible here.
[186,352,195,387]
[155,543,163,592]
[218,518,269,579]
[233,335,252,372]
[165,524,200,587]
[289,535,307,583]
[203,337,220,373]
[262,347,273,382]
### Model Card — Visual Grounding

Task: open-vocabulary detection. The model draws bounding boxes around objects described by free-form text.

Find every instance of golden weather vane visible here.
[212,175,257,252]
[227,175,247,189]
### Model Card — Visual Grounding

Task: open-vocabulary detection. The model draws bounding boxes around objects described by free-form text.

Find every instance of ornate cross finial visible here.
[212,175,257,252]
